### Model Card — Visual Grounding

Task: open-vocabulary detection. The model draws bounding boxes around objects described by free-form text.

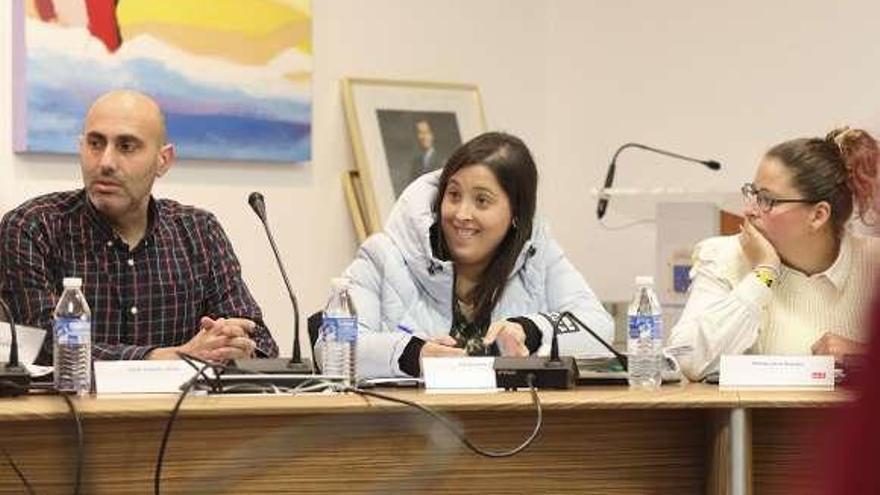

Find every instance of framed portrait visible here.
[342,78,487,234]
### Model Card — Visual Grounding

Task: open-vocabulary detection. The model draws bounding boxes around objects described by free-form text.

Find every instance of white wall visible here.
[4,1,880,352]
[0,0,549,357]
[543,0,880,301]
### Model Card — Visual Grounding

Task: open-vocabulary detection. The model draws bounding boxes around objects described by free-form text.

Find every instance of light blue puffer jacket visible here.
[341,171,615,378]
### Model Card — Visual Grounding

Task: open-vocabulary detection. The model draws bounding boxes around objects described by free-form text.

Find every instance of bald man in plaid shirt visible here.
[0,90,278,364]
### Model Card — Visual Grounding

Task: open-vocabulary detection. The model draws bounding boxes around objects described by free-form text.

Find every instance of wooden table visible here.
[0,383,849,494]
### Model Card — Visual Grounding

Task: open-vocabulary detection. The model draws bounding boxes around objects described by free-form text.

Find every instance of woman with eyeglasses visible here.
[668,127,880,381]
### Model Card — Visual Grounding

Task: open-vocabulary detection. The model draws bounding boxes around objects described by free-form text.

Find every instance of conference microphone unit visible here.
[596,142,722,220]
[494,312,577,390]
[493,313,579,390]
[493,355,578,391]
[0,297,30,397]
[233,192,314,376]
[494,311,627,390]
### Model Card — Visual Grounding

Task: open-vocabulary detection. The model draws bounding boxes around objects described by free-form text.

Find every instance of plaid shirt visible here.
[0,190,278,363]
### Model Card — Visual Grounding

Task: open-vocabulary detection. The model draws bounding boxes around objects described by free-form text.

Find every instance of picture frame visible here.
[342,78,487,234]
[341,170,369,243]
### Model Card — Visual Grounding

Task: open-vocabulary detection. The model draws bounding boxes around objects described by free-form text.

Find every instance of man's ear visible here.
[156,143,176,178]
[809,201,832,231]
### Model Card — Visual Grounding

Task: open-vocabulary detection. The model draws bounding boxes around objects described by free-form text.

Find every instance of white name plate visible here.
[720,355,834,390]
[95,360,204,395]
[422,357,497,392]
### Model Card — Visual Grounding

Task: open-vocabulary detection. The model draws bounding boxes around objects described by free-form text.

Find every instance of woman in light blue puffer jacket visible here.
[341,132,614,378]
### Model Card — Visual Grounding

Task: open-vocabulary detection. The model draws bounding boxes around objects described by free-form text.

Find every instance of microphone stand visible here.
[596,142,722,220]
[556,311,628,370]
[0,297,30,397]
[232,192,314,377]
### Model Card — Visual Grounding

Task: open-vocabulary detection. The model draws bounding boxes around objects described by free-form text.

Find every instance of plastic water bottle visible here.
[53,277,92,395]
[321,278,358,387]
[627,276,663,390]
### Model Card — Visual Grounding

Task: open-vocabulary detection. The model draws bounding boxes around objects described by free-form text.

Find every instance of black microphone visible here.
[596,143,722,219]
[0,297,31,397]
[248,191,267,219]
[234,192,313,375]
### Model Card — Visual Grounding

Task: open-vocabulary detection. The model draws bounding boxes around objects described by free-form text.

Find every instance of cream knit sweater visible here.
[668,231,880,380]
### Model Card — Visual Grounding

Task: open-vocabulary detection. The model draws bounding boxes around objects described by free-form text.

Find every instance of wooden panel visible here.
[0,408,707,495]
[707,409,731,495]
[735,389,852,408]
[0,383,744,422]
[0,385,852,494]
[751,408,836,495]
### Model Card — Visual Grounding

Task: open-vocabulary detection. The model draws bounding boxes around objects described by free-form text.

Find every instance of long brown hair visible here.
[431,132,538,326]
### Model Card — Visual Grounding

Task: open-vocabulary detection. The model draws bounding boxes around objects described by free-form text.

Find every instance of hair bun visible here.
[825,127,850,147]
[826,127,878,219]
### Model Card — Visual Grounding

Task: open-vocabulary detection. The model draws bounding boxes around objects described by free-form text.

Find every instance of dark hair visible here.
[431,132,538,327]
[765,127,878,237]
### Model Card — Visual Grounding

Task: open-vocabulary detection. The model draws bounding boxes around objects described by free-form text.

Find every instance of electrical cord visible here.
[60,394,84,495]
[0,380,84,495]
[153,363,542,493]
[0,379,37,494]
[154,359,212,495]
[180,353,332,395]
[178,353,227,393]
[342,373,543,458]
[1,446,36,495]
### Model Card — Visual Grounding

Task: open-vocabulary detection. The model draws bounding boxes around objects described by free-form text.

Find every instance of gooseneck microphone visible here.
[596,143,722,220]
[555,311,628,370]
[0,296,30,397]
[236,192,313,374]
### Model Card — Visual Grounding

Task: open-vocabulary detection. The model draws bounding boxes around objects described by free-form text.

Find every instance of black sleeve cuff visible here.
[508,317,543,354]
[398,336,427,377]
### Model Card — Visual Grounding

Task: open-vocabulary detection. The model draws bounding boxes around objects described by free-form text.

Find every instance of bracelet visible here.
[754,265,778,288]
[754,263,781,278]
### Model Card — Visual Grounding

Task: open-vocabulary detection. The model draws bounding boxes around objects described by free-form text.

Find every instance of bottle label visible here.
[54,318,90,345]
[627,315,661,340]
[324,316,358,344]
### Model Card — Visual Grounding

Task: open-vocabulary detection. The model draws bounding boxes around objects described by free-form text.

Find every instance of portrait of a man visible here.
[410,118,444,178]
[376,110,462,197]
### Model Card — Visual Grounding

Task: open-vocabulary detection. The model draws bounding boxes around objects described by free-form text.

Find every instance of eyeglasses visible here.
[740,183,822,213]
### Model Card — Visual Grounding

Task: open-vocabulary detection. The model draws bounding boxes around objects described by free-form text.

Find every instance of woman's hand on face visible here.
[739,218,781,270]
[483,321,529,357]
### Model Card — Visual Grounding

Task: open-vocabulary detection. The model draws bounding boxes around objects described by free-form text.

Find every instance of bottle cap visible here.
[635,275,654,286]
[62,277,83,288]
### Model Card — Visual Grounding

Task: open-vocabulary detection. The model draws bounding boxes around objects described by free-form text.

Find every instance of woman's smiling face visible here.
[440,164,513,274]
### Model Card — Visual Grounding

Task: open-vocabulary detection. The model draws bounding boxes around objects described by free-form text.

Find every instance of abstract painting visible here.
[13,0,311,162]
